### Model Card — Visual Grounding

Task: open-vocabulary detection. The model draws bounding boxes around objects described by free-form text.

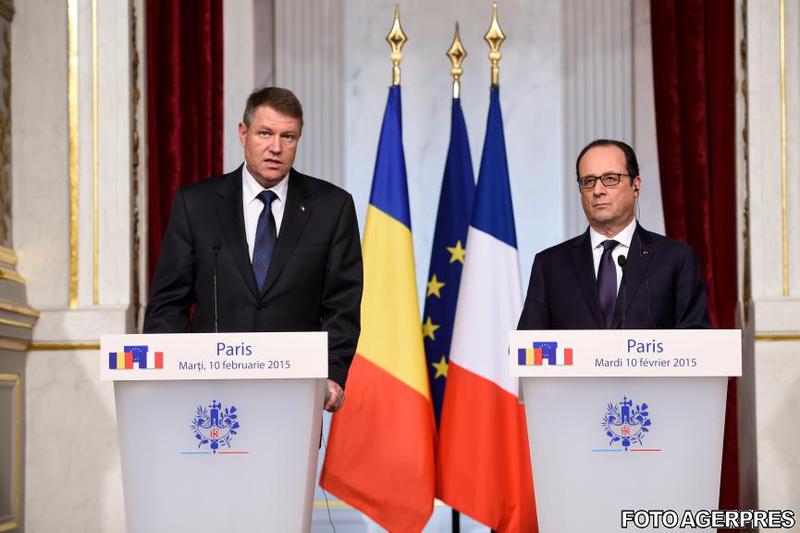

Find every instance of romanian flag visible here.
[320,85,436,532]
[438,86,538,532]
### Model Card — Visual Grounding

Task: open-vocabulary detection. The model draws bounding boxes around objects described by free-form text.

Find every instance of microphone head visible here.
[617,254,627,268]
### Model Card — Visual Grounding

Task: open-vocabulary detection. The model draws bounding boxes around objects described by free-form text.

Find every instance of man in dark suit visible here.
[144,87,363,411]
[518,139,709,330]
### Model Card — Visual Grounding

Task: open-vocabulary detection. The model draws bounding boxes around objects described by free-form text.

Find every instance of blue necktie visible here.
[252,190,278,291]
[597,239,619,328]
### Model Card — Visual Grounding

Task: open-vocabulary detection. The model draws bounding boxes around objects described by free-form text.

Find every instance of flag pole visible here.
[386,5,407,86]
[445,21,468,533]
[486,8,507,532]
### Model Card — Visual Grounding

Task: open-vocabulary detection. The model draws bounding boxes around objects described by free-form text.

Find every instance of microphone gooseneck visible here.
[212,241,221,333]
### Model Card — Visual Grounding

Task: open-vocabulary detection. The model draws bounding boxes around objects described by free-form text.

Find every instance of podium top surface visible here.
[100,332,328,381]
[511,329,741,377]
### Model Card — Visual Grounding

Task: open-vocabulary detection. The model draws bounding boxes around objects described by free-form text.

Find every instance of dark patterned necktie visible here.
[252,190,278,291]
[597,239,619,328]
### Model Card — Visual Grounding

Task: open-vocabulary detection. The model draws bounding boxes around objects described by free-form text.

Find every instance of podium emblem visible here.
[602,396,651,451]
[517,341,573,366]
[191,400,240,453]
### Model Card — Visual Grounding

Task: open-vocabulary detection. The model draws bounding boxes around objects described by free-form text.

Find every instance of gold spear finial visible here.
[484,3,505,86]
[386,5,408,86]
[447,22,468,99]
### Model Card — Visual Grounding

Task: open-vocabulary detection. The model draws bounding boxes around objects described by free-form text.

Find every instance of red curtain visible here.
[146,0,224,278]
[650,0,738,511]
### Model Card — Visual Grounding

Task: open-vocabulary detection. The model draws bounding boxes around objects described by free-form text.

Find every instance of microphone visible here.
[212,240,221,333]
[617,254,627,329]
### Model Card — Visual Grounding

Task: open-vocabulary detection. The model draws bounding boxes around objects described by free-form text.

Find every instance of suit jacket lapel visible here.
[259,169,313,297]
[611,223,653,328]
[569,230,606,328]
[214,166,260,298]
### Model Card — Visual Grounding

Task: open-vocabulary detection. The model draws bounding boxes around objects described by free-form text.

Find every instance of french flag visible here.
[437,86,538,532]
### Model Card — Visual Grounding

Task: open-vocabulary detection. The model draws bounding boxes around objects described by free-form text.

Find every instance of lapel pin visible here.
[642,250,649,256]
[300,205,306,212]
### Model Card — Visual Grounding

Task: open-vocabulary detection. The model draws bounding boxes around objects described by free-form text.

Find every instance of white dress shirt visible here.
[589,218,637,294]
[242,165,289,261]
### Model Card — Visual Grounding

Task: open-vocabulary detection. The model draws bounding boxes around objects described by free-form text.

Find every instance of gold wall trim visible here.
[0,268,24,284]
[0,301,39,318]
[131,1,142,329]
[28,342,100,351]
[0,317,33,330]
[313,499,351,510]
[0,339,29,351]
[312,498,447,510]
[0,0,13,22]
[92,0,99,305]
[0,246,17,266]
[780,0,789,296]
[68,0,79,309]
[0,520,19,532]
[755,332,800,342]
[0,373,21,532]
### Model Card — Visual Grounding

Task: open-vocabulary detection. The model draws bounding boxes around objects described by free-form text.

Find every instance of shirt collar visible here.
[589,218,637,250]
[242,164,289,205]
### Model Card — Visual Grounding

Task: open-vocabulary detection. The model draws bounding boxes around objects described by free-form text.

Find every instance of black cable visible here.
[212,241,220,333]
[320,432,337,533]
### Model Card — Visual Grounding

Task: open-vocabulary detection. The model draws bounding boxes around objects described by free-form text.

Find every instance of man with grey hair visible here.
[145,87,363,411]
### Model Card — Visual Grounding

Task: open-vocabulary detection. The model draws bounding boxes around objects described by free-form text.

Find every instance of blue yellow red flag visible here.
[321,85,436,533]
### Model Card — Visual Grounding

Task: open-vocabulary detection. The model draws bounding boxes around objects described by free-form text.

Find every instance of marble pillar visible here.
[739,0,800,516]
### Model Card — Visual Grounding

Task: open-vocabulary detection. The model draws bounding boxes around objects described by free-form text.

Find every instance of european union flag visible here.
[124,345,149,368]
[423,98,475,426]
[533,342,558,365]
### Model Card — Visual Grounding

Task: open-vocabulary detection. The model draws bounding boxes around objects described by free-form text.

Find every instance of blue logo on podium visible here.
[191,400,240,453]
[601,396,652,451]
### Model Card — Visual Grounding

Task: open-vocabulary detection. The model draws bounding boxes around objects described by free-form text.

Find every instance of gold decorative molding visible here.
[447,23,467,100]
[0,245,15,266]
[484,3,505,87]
[779,0,788,296]
[68,0,79,309]
[0,316,32,330]
[131,1,142,329]
[0,0,13,22]
[385,6,407,86]
[0,338,28,351]
[28,342,100,351]
[755,332,800,342]
[0,267,24,284]
[739,0,751,325]
[0,301,39,318]
[0,23,10,247]
[92,0,99,305]
[312,498,447,510]
[0,373,21,533]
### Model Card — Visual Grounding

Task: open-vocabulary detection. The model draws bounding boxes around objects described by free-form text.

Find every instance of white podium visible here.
[510,330,741,533]
[100,332,328,533]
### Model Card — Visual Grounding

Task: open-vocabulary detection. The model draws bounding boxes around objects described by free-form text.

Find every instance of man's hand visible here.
[324,379,345,412]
